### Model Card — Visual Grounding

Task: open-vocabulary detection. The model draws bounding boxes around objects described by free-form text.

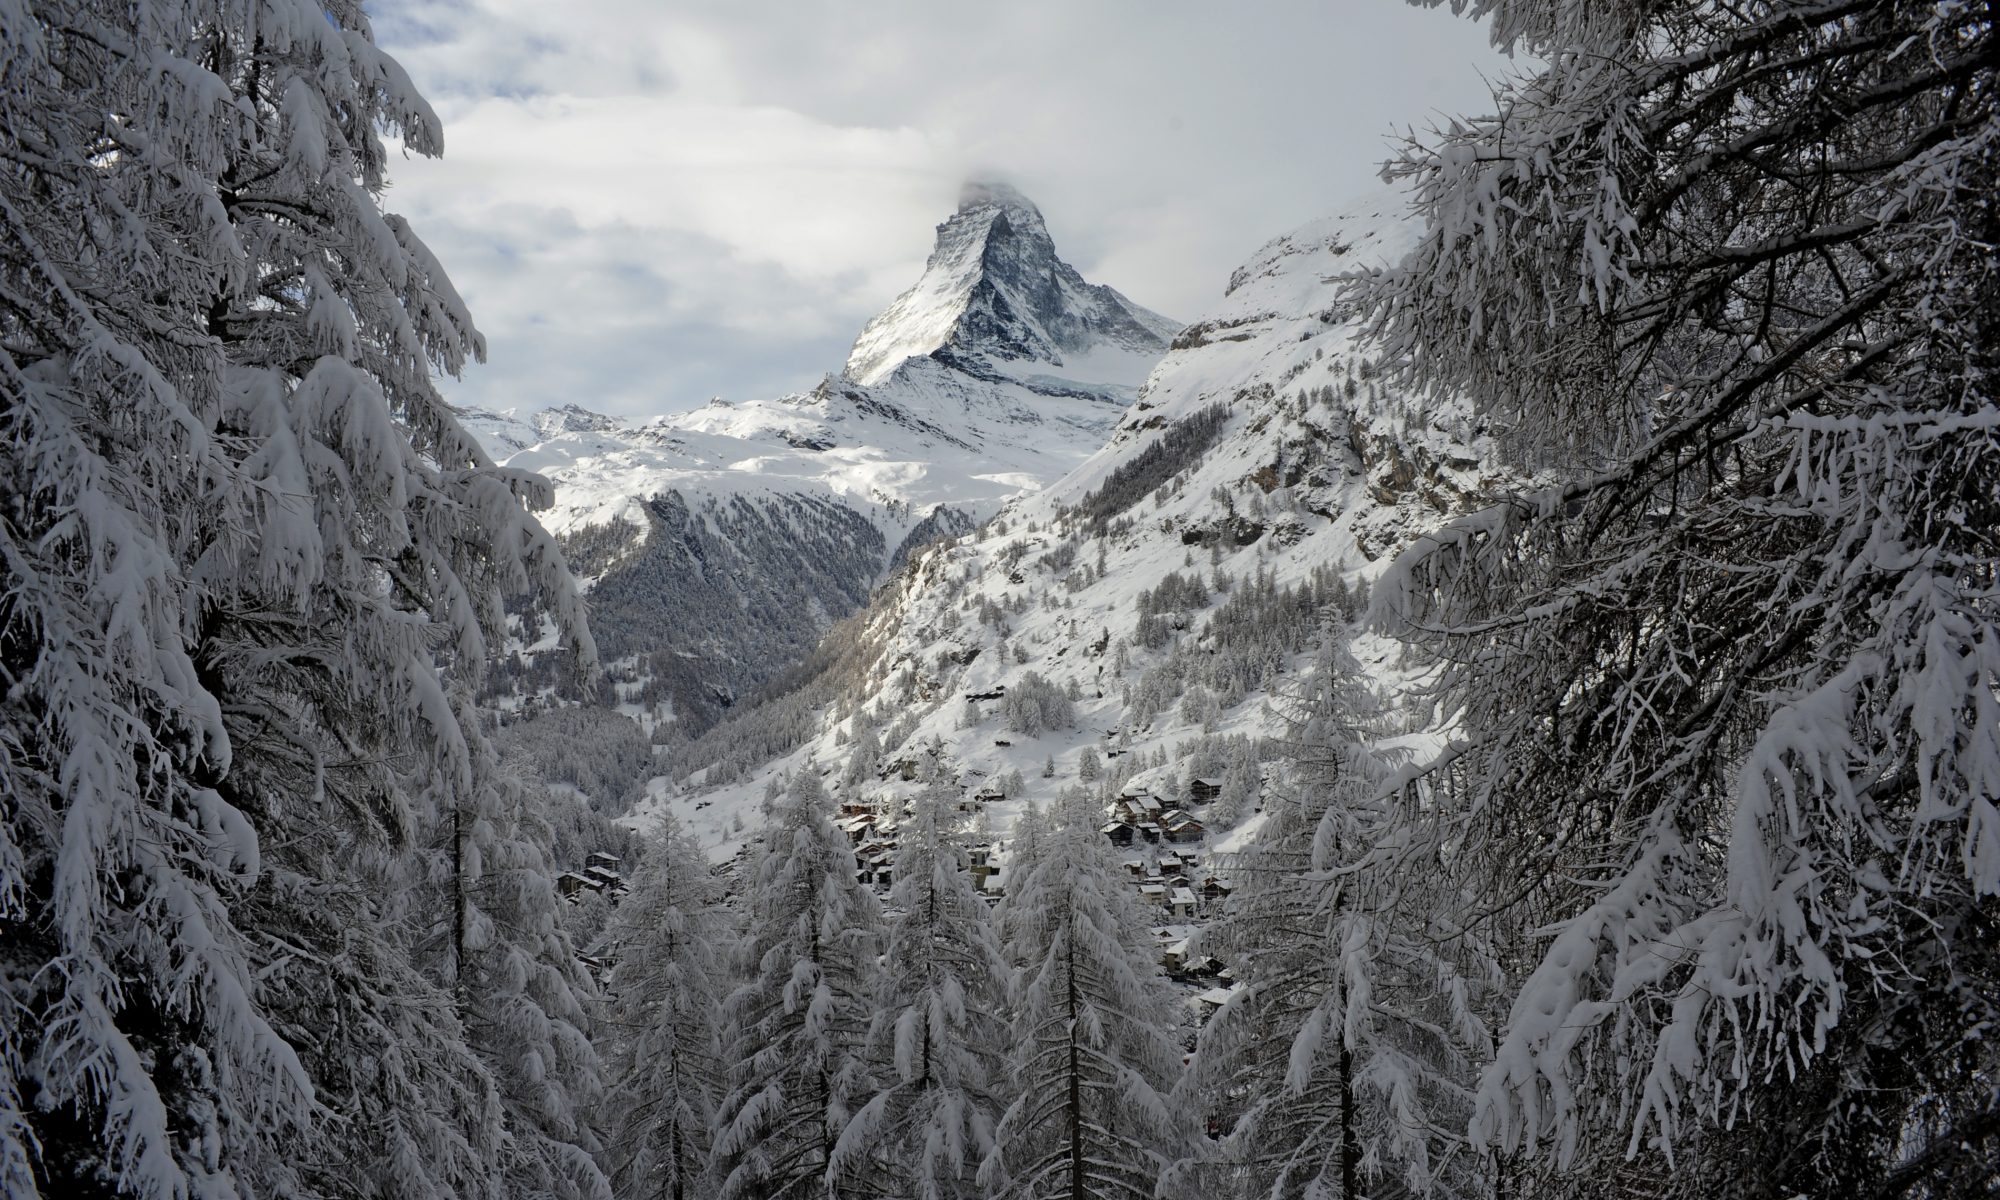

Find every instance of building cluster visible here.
[1098,785,1209,848]
[836,795,1001,895]
[1100,784,1229,921]
[557,850,629,902]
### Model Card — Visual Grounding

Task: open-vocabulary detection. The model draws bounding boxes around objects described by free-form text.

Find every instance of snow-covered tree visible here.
[446,773,613,1200]
[1361,2,2000,1193]
[982,816,1183,1199]
[1213,740,1261,828]
[835,776,1011,1199]
[1168,638,1493,1200]
[713,771,885,1199]
[996,803,1053,972]
[1000,671,1076,736]
[844,721,882,788]
[601,819,733,1200]
[1,2,591,1197]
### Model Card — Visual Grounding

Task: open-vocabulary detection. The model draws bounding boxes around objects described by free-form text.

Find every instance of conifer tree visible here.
[601,819,733,1200]
[997,802,1053,973]
[448,772,613,1200]
[1362,1,1999,1193]
[835,775,1011,1199]
[1169,638,1493,1199]
[1,2,591,1196]
[713,771,885,1199]
[982,814,1182,1200]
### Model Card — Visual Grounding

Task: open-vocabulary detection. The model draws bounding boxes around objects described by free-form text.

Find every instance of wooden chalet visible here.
[968,844,1001,892]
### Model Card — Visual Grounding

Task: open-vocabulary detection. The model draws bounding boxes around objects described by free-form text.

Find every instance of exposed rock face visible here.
[844,181,1179,388]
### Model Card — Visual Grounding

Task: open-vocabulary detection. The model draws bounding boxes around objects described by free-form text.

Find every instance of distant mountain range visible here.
[462,181,1179,743]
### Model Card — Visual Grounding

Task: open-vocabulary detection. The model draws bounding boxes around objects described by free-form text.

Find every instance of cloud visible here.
[373,0,1510,417]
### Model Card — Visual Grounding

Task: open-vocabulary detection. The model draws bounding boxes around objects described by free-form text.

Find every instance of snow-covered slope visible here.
[468,184,1179,739]
[633,194,1514,872]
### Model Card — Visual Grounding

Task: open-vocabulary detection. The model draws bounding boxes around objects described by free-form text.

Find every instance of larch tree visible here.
[982,813,1182,1200]
[996,801,1053,975]
[445,772,613,1200]
[712,769,885,1200]
[1362,1,1999,1195]
[600,818,733,1200]
[0,1,593,1197]
[835,773,1012,1200]
[1168,635,1495,1200]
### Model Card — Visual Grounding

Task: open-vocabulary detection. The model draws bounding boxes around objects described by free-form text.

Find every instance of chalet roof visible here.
[1170,888,1198,906]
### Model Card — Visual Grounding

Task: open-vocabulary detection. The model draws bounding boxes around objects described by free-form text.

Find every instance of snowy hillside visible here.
[634,194,1513,868]
[465,184,1178,741]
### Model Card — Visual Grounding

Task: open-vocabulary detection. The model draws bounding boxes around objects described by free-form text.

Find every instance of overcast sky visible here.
[374,1,1510,419]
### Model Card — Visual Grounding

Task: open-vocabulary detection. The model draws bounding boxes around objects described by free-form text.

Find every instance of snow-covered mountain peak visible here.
[843,179,1179,388]
[956,178,1051,240]
[533,403,623,439]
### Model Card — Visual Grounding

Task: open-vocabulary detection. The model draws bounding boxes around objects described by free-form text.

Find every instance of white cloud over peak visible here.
[373,0,1511,418]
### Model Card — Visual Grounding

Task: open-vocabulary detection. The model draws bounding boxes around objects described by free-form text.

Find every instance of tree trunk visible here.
[1068,920,1085,1200]
[1339,1023,1357,1199]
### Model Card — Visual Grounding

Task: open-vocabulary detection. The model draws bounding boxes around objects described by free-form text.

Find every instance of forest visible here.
[1,2,1993,1199]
